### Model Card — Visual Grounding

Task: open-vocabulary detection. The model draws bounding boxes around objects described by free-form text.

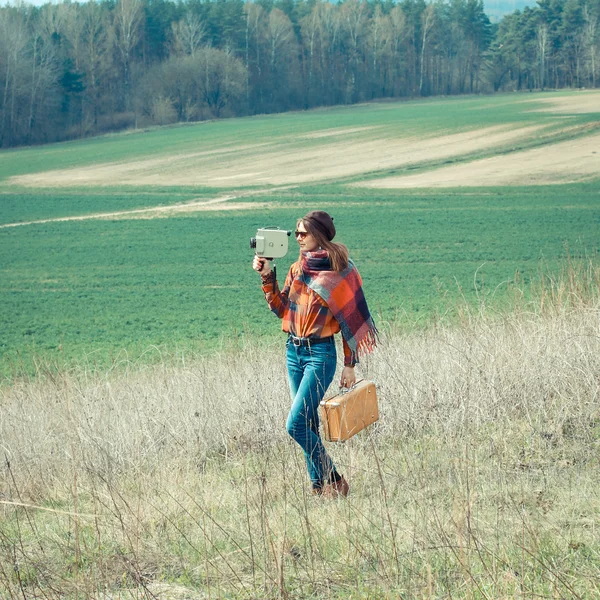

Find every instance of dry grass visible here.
[9,124,543,189]
[357,128,600,188]
[523,91,600,114]
[1,263,600,599]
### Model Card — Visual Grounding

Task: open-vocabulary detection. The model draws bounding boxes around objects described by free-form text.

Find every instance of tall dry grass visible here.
[1,261,599,599]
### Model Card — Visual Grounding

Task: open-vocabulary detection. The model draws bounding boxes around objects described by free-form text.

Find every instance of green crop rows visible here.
[2,183,598,377]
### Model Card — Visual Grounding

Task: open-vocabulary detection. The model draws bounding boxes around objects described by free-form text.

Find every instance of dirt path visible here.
[0,193,271,229]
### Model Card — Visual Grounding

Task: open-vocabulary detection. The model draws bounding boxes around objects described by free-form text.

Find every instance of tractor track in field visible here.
[0,187,293,228]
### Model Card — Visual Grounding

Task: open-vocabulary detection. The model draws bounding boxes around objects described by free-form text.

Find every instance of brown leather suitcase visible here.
[319,379,378,442]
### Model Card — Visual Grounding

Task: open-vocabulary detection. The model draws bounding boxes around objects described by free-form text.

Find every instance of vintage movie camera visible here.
[250,227,291,291]
[250,227,291,259]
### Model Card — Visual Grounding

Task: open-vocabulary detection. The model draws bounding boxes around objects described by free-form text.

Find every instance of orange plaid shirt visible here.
[262,266,355,366]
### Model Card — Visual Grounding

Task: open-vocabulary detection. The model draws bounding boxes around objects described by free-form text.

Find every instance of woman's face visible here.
[295,221,320,252]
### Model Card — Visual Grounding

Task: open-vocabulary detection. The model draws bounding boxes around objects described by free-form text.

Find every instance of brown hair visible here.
[294,217,349,273]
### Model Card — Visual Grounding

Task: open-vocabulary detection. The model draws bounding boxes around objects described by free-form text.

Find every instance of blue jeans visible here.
[285,337,338,489]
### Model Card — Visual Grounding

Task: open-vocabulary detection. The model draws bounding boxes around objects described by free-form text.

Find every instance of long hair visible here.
[295,218,349,273]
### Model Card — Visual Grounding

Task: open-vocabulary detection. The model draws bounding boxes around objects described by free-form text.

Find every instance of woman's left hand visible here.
[340,366,356,389]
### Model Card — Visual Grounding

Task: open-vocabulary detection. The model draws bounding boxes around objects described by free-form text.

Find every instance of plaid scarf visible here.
[301,250,378,363]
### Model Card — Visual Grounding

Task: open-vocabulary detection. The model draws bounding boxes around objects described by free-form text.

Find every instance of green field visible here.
[1,91,599,378]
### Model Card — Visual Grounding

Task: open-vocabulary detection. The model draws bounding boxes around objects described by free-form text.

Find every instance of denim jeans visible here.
[285,337,338,489]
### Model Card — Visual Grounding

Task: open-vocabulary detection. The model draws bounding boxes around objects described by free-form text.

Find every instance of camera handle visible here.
[270,260,277,293]
[257,256,277,293]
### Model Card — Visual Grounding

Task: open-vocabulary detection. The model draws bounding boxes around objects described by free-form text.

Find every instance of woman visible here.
[252,210,377,498]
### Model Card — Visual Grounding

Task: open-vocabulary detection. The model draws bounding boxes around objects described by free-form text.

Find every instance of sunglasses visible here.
[295,231,308,239]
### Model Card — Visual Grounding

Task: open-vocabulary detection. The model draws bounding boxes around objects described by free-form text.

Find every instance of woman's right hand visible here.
[252,255,272,277]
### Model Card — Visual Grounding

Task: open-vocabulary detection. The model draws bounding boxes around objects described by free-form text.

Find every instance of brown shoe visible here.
[322,475,349,498]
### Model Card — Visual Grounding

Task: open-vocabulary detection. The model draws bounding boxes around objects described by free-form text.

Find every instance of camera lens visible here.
[250,237,256,249]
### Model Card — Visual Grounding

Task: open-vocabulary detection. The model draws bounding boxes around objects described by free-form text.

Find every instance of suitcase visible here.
[319,379,378,442]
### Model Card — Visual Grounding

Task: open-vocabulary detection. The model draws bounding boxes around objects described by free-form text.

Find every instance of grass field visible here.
[1,90,600,599]
[1,92,600,377]
[1,183,599,377]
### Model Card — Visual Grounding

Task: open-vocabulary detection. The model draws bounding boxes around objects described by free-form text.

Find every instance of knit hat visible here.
[303,210,336,241]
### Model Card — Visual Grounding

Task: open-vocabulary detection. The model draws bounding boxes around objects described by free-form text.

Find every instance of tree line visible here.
[1,0,598,148]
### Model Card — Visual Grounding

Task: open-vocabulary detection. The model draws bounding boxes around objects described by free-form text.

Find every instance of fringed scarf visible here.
[301,250,378,363]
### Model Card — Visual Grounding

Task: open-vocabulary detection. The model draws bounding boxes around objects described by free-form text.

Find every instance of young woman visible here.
[252,210,377,497]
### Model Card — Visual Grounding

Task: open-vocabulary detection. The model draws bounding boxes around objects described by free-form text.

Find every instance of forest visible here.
[0,0,598,148]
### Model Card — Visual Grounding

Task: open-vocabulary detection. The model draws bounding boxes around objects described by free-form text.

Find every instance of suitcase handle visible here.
[339,379,364,395]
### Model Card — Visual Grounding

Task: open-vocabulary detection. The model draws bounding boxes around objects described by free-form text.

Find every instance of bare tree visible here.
[60,2,85,72]
[244,1,266,110]
[199,46,246,117]
[419,4,436,95]
[313,2,343,104]
[389,5,408,96]
[267,8,295,72]
[0,6,29,146]
[582,5,598,87]
[301,4,320,106]
[169,13,205,58]
[266,9,298,110]
[28,15,60,142]
[340,0,367,102]
[113,0,142,113]
[370,5,389,95]
[81,1,110,131]
[37,2,67,44]
[537,23,548,88]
